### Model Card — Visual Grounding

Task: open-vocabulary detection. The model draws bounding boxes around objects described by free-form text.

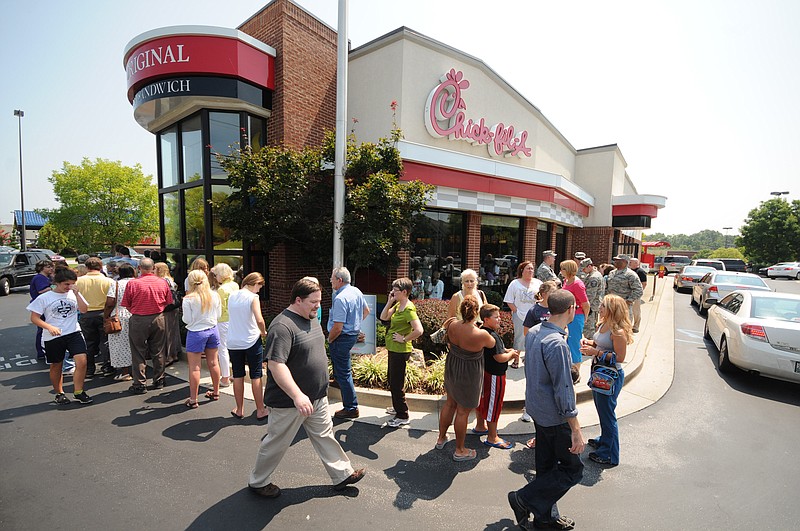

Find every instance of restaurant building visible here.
[123,0,666,310]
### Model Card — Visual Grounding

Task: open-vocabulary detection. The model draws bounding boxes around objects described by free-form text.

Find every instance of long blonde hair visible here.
[598,294,634,345]
[186,270,214,313]
[154,262,173,281]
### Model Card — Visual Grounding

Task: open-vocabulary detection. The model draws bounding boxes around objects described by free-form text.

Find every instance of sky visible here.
[2,0,799,237]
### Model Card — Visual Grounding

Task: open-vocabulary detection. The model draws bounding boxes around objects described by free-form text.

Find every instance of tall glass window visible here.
[182,114,203,183]
[248,115,265,151]
[480,214,521,286]
[160,126,178,188]
[184,187,205,249]
[211,185,242,250]
[209,112,241,178]
[555,225,567,265]
[162,192,181,249]
[536,221,551,264]
[409,210,464,300]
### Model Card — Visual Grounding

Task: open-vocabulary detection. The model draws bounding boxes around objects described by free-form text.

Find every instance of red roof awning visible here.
[642,241,671,248]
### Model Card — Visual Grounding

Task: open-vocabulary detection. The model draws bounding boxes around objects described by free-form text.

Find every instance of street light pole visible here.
[13,109,26,252]
[770,191,790,198]
[722,226,732,248]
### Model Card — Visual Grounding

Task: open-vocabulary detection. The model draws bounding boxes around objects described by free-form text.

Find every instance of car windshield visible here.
[684,266,714,275]
[0,253,13,267]
[715,274,766,287]
[751,297,800,322]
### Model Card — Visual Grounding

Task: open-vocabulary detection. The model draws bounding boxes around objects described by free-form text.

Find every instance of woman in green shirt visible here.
[380,277,423,428]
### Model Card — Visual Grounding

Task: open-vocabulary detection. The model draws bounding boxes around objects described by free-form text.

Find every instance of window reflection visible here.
[248,115,265,151]
[210,112,241,178]
[408,210,464,300]
[160,127,178,187]
[480,214,521,288]
[211,185,242,250]
[182,115,203,183]
[162,192,181,249]
[185,186,205,249]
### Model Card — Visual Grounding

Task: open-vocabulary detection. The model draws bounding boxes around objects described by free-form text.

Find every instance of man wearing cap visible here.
[629,258,648,333]
[581,258,605,338]
[606,254,643,319]
[574,252,587,281]
[537,250,561,286]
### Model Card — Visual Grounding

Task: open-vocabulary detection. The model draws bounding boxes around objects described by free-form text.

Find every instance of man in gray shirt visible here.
[248,278,365,498]
[508,290,584,530]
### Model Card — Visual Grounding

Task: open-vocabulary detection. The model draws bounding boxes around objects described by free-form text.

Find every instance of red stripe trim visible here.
[612,204,658,218]
[402,161,590,217]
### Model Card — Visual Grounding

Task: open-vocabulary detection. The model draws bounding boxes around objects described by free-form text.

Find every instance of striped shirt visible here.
[120,273,173,315]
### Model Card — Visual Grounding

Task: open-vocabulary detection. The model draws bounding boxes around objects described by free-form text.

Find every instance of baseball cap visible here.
[580,258,593,269]
[543,250,557,257]
[574,252,586,260]
[612,254,630,262]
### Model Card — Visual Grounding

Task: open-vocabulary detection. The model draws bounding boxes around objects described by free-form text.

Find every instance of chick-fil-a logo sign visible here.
[425,69,532,159]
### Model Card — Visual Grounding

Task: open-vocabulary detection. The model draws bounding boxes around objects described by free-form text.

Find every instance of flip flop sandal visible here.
[452,449,477,462]
[230,411,244,419]
[471,428,489,435]
[185,399,198,409]
[435,437,449,450]
[483,439,515,450]
[205,391,220,401]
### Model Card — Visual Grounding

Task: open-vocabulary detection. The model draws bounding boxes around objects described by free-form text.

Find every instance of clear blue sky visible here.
[2,0,798,236]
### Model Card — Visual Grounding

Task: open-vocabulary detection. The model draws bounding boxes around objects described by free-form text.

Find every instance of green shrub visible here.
[483,289,504,308]
[411,299,450,357]
[423,355,446,395]
[376,321,387,347]
[352,354,388,389]
[404,362,424,392]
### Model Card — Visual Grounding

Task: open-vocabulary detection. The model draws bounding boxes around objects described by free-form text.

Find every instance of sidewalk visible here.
[166,275,675,434]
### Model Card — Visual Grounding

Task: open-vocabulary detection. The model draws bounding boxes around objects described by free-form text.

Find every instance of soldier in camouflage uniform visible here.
[536,250,561,286]
[606,254,643,318]
[581,258,605,338]
[574,252,587,281]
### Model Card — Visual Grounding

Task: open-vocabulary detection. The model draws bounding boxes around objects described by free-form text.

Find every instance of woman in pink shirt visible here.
[559,260,590,383]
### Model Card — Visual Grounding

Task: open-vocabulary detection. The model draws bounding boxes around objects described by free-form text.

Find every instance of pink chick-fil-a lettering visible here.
[424,69,532,158]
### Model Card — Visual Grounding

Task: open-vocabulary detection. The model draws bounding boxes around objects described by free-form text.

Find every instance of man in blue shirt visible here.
[508,289,585,530]
[327,267,370,419]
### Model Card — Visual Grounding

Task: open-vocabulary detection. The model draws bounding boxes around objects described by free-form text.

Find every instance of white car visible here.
[766,262,800,280]
[691,271,771,314]
[705,291,800,384]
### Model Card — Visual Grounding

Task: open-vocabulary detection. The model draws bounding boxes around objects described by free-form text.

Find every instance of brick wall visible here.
[239,0,337,149]
[466,212,482,272]
[568,227,616,265]
[522,217,538,264]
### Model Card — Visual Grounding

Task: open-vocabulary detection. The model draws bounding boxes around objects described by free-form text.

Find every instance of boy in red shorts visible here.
[26,267,93,405]
[473,304,519,449]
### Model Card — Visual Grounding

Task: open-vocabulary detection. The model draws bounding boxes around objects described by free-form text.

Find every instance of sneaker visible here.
[151,379,165,390]
[533,515,576,529]
[387,417,410,428]
[73,391,93,404]
[129,385,147,395]
[333,408,360,420]
[114,373,133,381]
[54,393,71,405]
[385,406,396,415]
[62,368,75,376]
[333,468,366,491]
[507,491,530,527]
[519,411,533,423]
[248,483,281,498]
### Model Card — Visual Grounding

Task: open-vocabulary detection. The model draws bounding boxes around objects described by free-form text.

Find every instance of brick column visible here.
[466,212,482,272]
[523,217,537,264]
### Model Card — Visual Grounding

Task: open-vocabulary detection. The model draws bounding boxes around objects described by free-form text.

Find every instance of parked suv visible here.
[655,255,691,274]
[718,258,747,272]
[0,251,53,296]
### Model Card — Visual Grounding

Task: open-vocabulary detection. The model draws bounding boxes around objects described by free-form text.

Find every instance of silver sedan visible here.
[691,271,771,314]
[705,290,800,384]
[674,265,716,292]
[766,262,800,280]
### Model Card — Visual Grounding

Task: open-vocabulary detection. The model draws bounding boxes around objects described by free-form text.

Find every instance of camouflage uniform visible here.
[583,270,605,338]
[536,262,559,284]
[606,267,644,317]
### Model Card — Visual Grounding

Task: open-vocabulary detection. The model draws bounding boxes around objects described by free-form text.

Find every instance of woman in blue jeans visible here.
[580,294,633,466]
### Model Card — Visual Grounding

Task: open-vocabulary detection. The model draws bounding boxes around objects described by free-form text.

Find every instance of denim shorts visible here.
[44,331,87,364]
[229,339,264,379]
[186,327,220,353]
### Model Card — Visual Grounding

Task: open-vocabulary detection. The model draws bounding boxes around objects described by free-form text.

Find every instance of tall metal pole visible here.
[332,0,348,268]
[14,109,26,251]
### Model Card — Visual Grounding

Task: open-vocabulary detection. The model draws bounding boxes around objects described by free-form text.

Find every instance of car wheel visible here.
[703,320,712,340]
[796,272,800,280]
[0,277,10,296]
[690,293,697,306]
[718,337,733,373]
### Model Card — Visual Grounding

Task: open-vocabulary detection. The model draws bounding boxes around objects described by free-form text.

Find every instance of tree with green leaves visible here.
[215,126,433,273]
[36,222,69,254]
[738,198,800,265]
[45,158,158,253]
[707,247,745,259]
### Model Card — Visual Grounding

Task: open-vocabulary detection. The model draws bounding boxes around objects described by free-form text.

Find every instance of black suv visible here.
[0,251,53,296]
[718,259,747,272]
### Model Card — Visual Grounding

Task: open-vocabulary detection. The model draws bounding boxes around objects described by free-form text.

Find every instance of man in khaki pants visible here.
[629,258,648,333]
[248,278,366,498]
